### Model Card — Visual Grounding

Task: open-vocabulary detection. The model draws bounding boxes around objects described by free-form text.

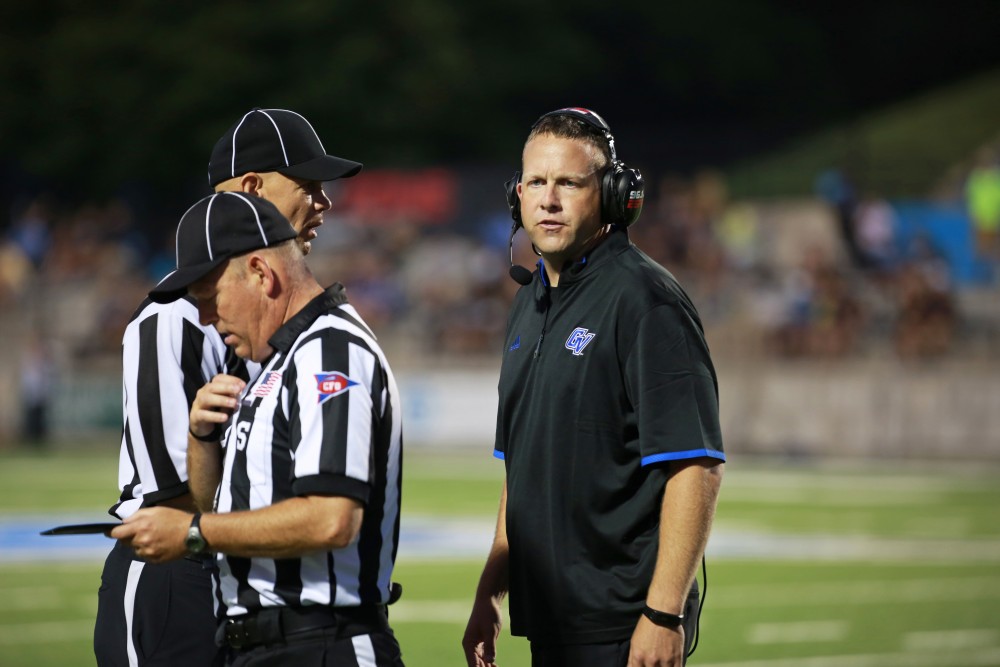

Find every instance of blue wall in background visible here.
[892,202,996,286]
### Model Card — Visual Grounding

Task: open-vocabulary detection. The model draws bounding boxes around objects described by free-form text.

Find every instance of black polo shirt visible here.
[495,227,725,644]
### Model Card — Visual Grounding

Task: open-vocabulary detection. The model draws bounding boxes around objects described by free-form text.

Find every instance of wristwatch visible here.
[642,605,684,628]
[185,513,208,555]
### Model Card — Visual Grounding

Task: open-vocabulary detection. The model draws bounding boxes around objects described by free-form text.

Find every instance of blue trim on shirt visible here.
[537,259,548,286]
[641,449,726,466]
[493,450,505,460]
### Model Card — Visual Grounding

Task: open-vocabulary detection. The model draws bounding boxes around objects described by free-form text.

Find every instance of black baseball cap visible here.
[207,108,363,187]
[149,192,298,304]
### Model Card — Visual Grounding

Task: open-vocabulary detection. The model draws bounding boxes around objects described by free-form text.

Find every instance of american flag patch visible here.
[252,371,282,397]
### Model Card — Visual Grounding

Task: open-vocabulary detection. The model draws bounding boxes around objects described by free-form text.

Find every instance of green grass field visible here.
[1,446,999,666]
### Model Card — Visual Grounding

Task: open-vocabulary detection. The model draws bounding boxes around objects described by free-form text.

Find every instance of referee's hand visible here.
[110,507,192,563]
[190,374,245,439]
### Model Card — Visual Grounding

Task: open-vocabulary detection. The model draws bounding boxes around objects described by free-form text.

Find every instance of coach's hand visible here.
[190,374,246,438]
[628,615,685,666]
[111,507,192,563]
[462,594,503,667]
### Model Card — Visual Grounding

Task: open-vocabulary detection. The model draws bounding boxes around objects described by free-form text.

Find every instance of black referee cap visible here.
[149,192,297,304]
[207,108,362,187]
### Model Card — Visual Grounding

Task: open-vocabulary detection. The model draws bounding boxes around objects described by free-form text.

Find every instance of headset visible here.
[505,107,645,229]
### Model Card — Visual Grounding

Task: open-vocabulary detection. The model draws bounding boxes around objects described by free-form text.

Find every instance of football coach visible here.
[463,108,725,667]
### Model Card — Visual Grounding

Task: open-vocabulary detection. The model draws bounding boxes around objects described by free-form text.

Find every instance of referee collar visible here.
[267,283,349,353]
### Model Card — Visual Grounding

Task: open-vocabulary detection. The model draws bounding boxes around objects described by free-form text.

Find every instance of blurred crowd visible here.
[1,157,998,386]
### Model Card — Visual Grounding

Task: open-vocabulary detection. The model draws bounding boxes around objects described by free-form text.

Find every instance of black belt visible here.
[221,604,388,651]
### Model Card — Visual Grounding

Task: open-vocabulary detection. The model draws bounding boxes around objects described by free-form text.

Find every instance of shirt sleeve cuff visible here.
[140,481,190,507]
[641,449,727,466]
[292,474,371,504]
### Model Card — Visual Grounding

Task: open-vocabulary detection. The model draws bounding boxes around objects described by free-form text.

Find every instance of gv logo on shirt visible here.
[565,327,596,356]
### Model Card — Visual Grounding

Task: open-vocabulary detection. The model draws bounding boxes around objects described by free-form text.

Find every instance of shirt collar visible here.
[267,283,349,353]
[535,226,631,288]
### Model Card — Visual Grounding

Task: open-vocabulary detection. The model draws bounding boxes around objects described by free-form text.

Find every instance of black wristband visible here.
[642,605,684,628]
[189,426,223,442]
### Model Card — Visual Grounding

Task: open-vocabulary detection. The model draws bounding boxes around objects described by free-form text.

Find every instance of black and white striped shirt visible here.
[111,297,256,520]
[214,285,403,616]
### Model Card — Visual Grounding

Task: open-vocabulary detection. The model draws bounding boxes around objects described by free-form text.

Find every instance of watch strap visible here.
[642,605,684,628]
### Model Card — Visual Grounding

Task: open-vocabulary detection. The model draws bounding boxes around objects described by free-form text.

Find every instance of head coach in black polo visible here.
[112,192,405,667]
[462,108,726,667]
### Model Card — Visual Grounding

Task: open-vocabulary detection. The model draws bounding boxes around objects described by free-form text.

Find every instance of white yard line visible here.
[747,620,849,644]
[376,575,1000,621]
[711,575,1000,607]
[389,601,507,624]
[0,619,94,645]
[706,531,1000,562]
[903,629,1000,651]
[693,647,1000,667]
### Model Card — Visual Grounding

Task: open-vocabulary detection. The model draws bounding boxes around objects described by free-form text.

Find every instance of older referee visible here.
[112,193,405,667]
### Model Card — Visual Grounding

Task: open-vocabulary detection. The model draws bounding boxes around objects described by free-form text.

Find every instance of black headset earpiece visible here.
[602,162,644,228]
[505,171,522,226]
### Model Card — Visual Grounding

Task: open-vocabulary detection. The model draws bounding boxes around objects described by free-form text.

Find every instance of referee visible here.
[113,193,405,667]
[95,107,362,666]
[94,287,254,667]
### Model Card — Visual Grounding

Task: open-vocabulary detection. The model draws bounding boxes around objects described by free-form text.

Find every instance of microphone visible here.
[507,222,533,285]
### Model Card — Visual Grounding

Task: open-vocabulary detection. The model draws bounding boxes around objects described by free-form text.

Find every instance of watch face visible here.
[186,528,207,554]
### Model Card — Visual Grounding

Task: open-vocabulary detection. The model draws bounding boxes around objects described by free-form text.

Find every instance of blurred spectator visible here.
[852,196,898,277]
[639,171,733,322]
[7,196,52,267]
[396,233,508,354]
[767,246,864,358]
[893,262,956,359]
[815,167,863,267]
[0,241,33,304]
[965,147,1000,260]
[20,337,55,447]
[716,202,762,273]
[341,246,408,331]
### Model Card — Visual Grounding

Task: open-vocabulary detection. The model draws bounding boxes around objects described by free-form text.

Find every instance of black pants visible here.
[225,630,404,667]
[95,540,223,667]
[222,606,404,667]
[530,586,700,667]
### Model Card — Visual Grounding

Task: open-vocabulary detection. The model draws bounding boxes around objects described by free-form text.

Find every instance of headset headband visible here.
[532,107,618,163]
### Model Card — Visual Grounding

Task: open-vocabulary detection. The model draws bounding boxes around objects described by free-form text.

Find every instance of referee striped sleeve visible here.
[113,298,232,517]
[135,313,183,495]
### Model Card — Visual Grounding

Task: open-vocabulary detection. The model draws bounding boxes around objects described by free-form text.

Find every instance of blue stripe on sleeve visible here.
[493,450,505,461]
[641,449,726,466]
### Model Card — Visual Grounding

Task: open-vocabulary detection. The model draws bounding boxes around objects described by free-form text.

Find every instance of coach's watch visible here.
[185,513,208,555]
[642,605,684,628]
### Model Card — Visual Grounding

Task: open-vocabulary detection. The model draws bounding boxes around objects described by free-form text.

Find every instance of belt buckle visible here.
[225,619,249,650]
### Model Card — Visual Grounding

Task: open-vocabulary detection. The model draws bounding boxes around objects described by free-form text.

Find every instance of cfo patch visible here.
[315,372,359,404]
